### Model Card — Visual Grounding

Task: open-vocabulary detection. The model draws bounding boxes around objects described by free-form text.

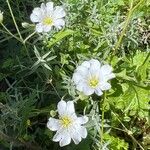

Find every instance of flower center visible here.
[43,17,53,25]
[89,77,99,88]
[60,116,72,128]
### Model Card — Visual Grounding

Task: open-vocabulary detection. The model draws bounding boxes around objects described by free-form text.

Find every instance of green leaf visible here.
[47,29,74,48]
[116,69,136,82]
[104,133,128,150]
[108,83,150,119]
[132,51,147,69]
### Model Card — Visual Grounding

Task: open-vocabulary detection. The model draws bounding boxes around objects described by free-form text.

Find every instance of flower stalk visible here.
[113,0,144,55]
[100,91,106,146]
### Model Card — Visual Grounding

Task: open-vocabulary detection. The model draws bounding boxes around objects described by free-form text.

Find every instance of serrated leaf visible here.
[133,51,147,68]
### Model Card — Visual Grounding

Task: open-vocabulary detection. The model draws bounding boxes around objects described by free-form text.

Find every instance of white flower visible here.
[0,11,3,23]
[47,100,88,147]
[72,59,115,96]
[30,2,66,33]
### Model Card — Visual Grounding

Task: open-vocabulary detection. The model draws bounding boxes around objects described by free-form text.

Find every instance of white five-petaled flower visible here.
[47,100,88,147]
[30,2,66,33]
[72,59,115,96]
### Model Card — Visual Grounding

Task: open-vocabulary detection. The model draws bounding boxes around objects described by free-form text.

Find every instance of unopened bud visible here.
[22,22,30,28]
[0,11,3,23]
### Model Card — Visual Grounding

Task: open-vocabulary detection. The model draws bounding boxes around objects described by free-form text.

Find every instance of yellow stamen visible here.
[43,17,53,25]
[60,116,72,128]
[89,77,99,88]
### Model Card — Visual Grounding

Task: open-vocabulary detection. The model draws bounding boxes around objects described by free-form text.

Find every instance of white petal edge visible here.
[46,2,54,12]
[69,126,82,145]
[89,59,101,73]
[75,65,89,77]
[83,85,94,96]
[57,100,66,116]
[76,81,86,92]
[35,23,43,33]
[47,118,60,131]
[53,6,66,19]
[54,19,65,29]
[81,61,90,68]
[53,128,64,142]
[59,133,71,147]
[77,116,88,125]
[101,64,113,75]
[78,126,87,139]
[30,13,40,22]
[100,82,111,91]
[66,101,75,115]
[72,72,83,84]
[43,25,52,32]
[105,73,116,81]
[95,86,103,96]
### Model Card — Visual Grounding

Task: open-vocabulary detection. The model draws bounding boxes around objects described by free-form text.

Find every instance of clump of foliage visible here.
[0,0,149,150]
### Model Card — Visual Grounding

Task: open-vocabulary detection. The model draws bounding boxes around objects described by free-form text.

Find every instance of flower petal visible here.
[40,3,46,12]
[76,66,88,77]
[76,81,86,92]
[57,100,67,116]
[66,101,75,115]
[35,23,43,33]
[77,116,88,125]
[30,8,43,22]
[72,72,83,84]
[83,85,94,96]
[69,126,82,145]
[89,59,101,73]
[53,128,63,142]
[46,2,54,12]
[59,132,71,147]
[95,86,103,96]
[100,82,111,91]
[81,61,90,68]
[53,6,66,19]
[100,64,116,81]
[78,126,87,139]
[47,118,60,131]
[30,14,40,23]
[54,19,65,29]
[105,73,116,81]
[43,25,52,32]
[101,64,113,75]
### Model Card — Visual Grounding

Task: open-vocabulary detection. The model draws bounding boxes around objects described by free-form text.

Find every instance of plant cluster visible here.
[0,0,149,150]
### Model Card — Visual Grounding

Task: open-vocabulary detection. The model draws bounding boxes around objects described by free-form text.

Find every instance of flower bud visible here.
[22,22,30,28]
[0,11,3,23]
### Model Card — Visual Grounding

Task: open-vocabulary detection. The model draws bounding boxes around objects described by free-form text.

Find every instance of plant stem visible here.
[23,43,32,63]
[113,0,144,55]
[1,23,22,42]
[6,0,23,41]
[101,91,106,146]
[112,112,145,150]
[141,51,150,66]
[23,31,36,44]
[5,0,33,63]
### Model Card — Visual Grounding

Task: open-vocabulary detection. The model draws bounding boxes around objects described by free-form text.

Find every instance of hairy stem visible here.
[113,0,144,55]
